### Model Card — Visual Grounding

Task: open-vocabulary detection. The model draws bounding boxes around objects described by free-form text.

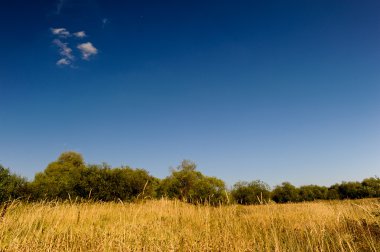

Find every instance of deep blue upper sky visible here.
[0,0,379,186]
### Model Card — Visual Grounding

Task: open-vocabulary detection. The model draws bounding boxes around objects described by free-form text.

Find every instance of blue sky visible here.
[0,0,379,187]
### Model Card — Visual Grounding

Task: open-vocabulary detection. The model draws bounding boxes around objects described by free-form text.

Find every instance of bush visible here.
[362,177,380,197]
[337,181,368,199]
[0,165,29,202]
[31,151,86,200]
[298,185,328,201]
[157,160,227,205]
[271,182,299,203]
[231,180,271,204]
[80,164,158,201]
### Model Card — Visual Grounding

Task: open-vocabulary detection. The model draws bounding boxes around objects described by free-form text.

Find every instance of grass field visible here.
[0,199,379,251]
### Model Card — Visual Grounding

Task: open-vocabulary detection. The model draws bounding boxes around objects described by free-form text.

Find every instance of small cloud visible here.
[73,31,86,38]
[56,58,71,66]
[77,42,98,60]
[102,18,109,28]
[53,39,74,67]
[53,39,74,60]
[51,27,70,38]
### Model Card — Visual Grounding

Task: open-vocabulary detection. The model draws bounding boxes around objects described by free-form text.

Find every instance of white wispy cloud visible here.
[53,39,74,60]
[73,31,86,38]
[52,39,74,67]
[51,28,70,38]
[55,0,67,15]
[77,42,98,60]
[56,58,71,66]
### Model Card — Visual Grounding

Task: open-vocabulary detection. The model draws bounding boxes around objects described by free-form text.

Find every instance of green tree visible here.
[271,182,299,203]
[192,176,227,205]
[231,180,271,205]
[361,177,380,197]
[31,151,86,200]
[338,181,367,199]
[158,160,202,200]
[298,185,328,201]
[78,164,158,201]
[0,165,29,202]
[327,184,340,200]
[157,160,227,205]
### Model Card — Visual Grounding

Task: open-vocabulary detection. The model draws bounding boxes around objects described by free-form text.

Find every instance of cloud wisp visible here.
[56,58,71,66]
[102,18,109,28]
[55,0,67,15]
[73,31,86,38]
[53,39,74,59]
[51,27,98,67]
[51,28,70,38]
[53,39,74,66]
[77,42,98,60]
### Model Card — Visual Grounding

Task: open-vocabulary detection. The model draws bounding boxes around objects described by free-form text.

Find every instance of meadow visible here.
[0,199,379,251]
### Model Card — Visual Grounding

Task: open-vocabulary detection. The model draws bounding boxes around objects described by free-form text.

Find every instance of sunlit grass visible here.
[0,199,379,251]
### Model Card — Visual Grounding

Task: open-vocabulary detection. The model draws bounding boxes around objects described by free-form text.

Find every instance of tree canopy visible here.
[1,152,379,205]
[0,165,29,202]
[157,160,227,205]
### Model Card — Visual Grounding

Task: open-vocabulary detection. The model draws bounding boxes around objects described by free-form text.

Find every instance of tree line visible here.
[0,152,379,205]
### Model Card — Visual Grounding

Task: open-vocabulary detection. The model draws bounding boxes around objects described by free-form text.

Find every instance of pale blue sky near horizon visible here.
[0,0,379,187]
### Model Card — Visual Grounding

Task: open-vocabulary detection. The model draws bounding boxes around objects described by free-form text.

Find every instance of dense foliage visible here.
[0,165,29,202]
[157,160,227,205]
[231,180,271,204]
[0,152,379,204]
[30,152,158,201]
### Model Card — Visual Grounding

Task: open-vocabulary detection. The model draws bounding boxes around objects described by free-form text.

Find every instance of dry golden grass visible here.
[0,199,379,251]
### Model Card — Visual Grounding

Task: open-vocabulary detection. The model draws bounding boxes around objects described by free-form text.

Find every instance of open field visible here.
[0,199,379,251]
